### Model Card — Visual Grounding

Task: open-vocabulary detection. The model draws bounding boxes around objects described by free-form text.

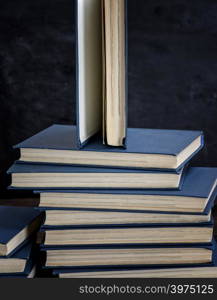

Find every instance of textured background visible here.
[0,0,217,199]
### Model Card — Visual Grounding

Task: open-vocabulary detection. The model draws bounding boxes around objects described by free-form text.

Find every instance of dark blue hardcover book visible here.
[53,263,217,277]
[53,242,217,277]
[7,162,185,190]
[40,223,214,248]
[0,241,36,276]
[15,124,203,171]
[40,211,213,230]
[42,242,215,271]
[35,167,217,214]
[0,206,43,256]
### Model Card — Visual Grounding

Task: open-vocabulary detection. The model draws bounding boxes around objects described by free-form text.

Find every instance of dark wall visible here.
[0,0,217,197]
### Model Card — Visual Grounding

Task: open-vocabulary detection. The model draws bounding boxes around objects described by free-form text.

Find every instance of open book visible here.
[76,0,127,147]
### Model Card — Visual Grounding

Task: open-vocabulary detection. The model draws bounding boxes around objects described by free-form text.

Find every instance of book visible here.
[41,209,212,228]
[56,266,217,278]
[15,125,203,171]
[41,224,213,247]
[0,265,37,278]
[43,244,214,269]
[51,241,217,276]
[36,167,217,214]
[7,162,184,190]
[0,242,35,274]
[0,206,43,256]
[75,0,127,147]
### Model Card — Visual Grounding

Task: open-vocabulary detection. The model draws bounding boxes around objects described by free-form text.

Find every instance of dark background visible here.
[0,0,217,199]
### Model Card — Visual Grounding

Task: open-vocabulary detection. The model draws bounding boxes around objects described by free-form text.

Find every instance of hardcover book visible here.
[56,266,217,278]
[41,224,214,247]
[7,162,185,190]
[75,0,127,147]
[36,167,217,214]
[0,266,36,278]
[15,124,204,171]
[42,244,215,269]
[54,242,217,277]
[41,209,213,228]
[0,241,35,275]
[0,206,43,256]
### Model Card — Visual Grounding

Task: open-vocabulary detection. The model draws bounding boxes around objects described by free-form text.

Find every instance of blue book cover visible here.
[0,206,43,256]
[7,162,185,190]
[0,241,33,260]
[35,167,217,214]
[41,223,214,230]
[15,124,203,171]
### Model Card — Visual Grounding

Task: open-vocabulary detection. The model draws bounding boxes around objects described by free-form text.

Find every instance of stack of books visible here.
[6,0,217,278]
[0,206,43,278]
[6,124,217,278]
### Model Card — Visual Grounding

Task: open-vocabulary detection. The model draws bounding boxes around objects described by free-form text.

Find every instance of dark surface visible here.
[0,0,217,199]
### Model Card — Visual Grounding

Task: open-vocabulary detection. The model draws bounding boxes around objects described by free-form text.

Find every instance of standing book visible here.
[75,0,127,147]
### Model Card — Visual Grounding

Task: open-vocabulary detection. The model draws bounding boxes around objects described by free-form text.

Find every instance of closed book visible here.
[40,209,212,228]
[0,241,36,275]
[0,266,37,278]
[0,207,43,256]
[42,243,215,270]
[7,162,185,190]
[54,242,217,277]
[36,167,217,214]
[16,124,203,171]
[41,223,214,248]
[56,266,217,278]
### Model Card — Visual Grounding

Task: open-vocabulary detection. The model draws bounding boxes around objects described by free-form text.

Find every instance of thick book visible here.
[36,167,217,214]
[40,208,213,228]
[0,241,36,275]
[7,162,184,190]
[75,0,127,147]
[54,243,217,277]
[15,124,203,171]
[0,206,43,256]
[56,266,217,278]
[41,223,213,248]
[0,266,36,278]
[43,244,215,270]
